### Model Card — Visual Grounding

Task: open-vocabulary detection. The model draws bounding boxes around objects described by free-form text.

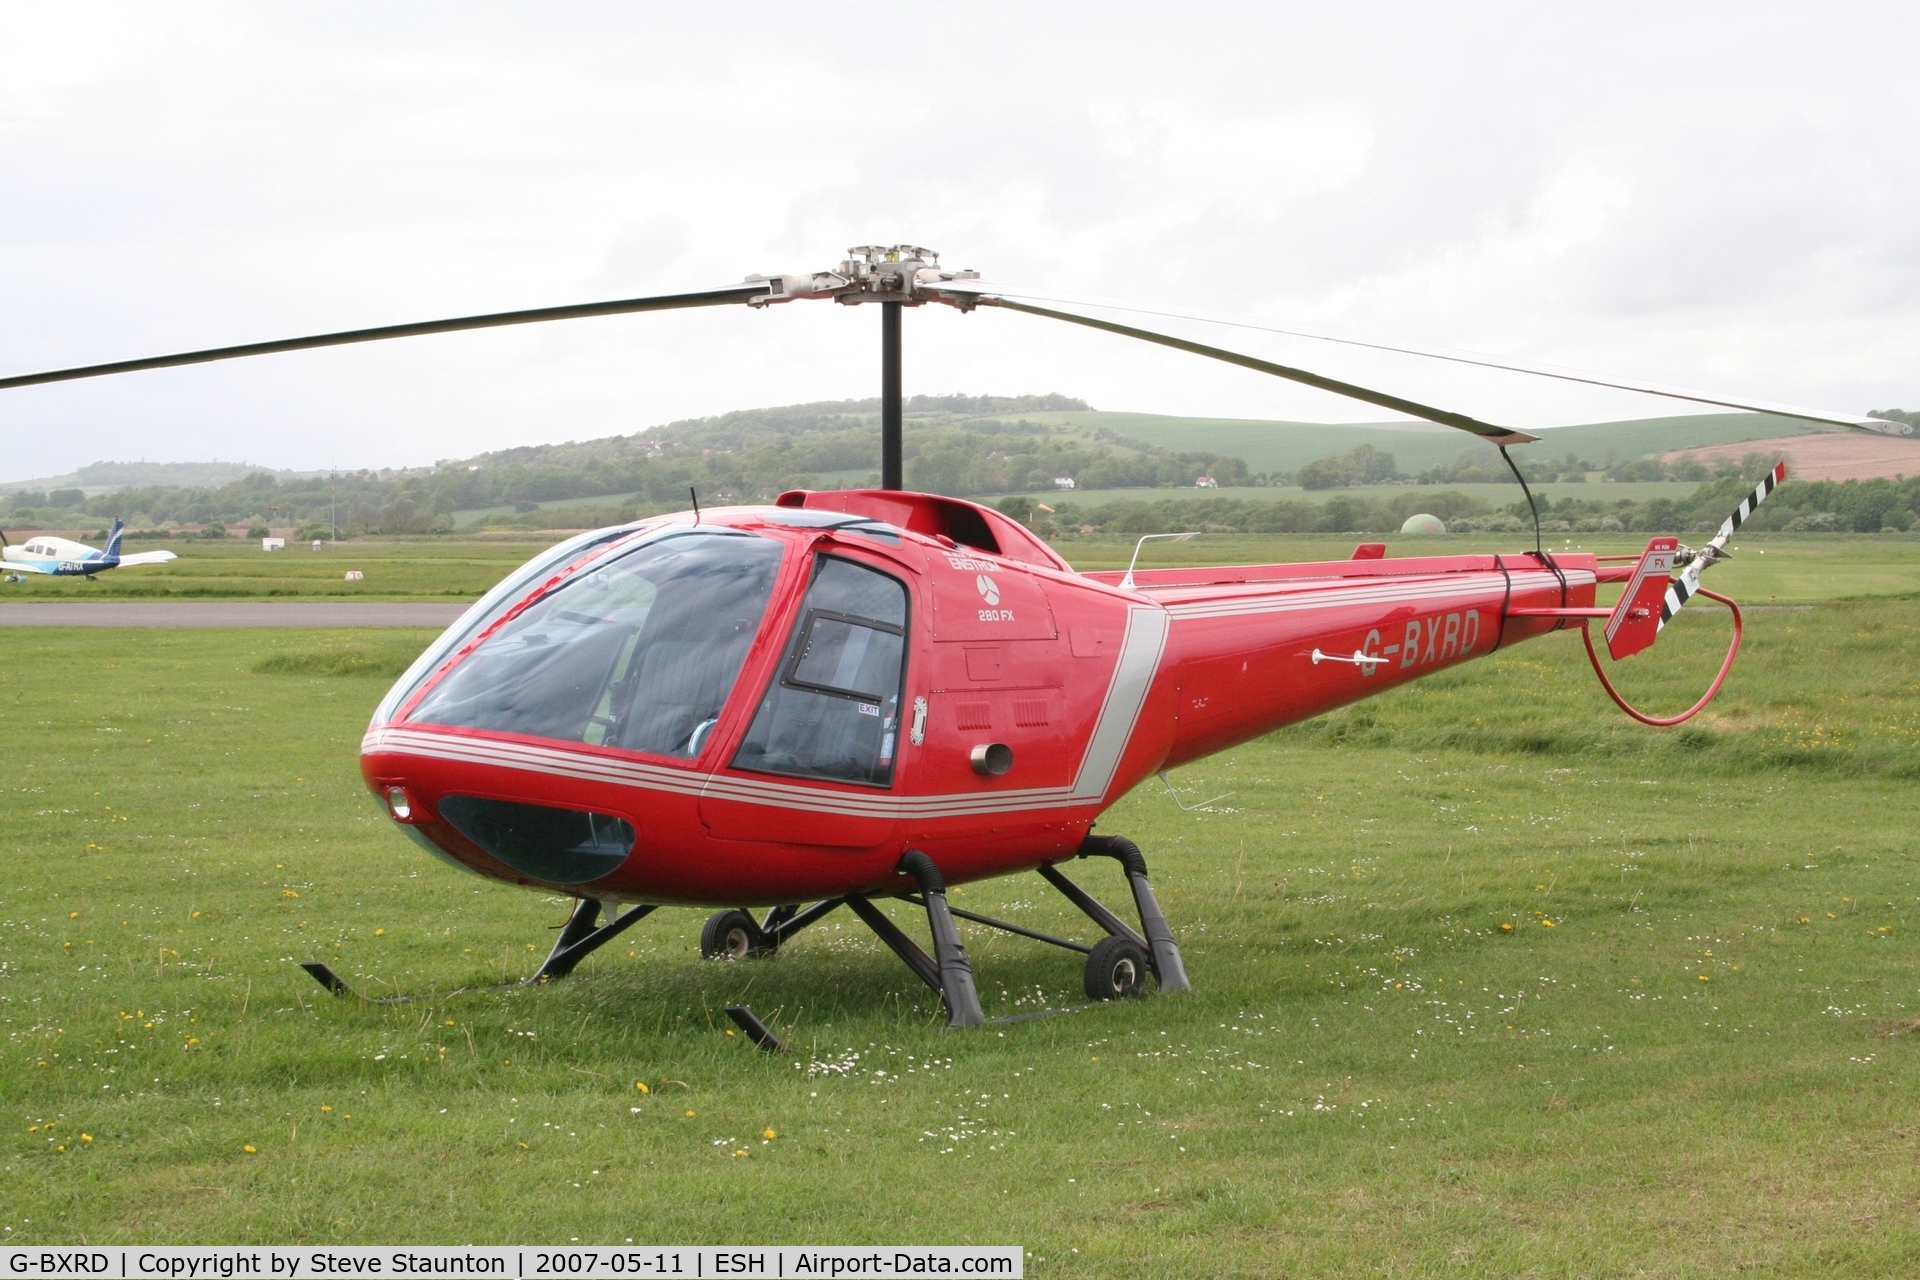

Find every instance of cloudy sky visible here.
[2,1,1915,480]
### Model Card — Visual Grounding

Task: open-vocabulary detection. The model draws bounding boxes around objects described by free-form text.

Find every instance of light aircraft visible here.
[0,246,1901,1028]
[0,519,176,580]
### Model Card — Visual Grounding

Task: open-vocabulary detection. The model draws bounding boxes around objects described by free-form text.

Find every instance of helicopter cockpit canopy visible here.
[387,509,919,790]
[407,528,783,755]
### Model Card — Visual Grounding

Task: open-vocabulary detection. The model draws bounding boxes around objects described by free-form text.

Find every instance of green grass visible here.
[2,550,1918,1272]
[0,537,549,601]
[11,528,1916,608]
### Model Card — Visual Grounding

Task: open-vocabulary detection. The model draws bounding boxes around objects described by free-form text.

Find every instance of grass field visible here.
[0,537,549,601]
[9,527,1918,608]
[3,544,1919,1272]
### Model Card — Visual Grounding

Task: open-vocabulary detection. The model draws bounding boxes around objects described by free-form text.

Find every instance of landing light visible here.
[386,788,413,821]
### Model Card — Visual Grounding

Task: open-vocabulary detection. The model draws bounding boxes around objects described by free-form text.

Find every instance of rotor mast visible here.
[836,247,951,491]
[881,299,903,489]
[753,246,978,491]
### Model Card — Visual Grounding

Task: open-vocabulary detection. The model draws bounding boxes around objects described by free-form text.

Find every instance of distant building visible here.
[261,537,286,551]
[1194,476,1218,489]
[1054,477,1077,490]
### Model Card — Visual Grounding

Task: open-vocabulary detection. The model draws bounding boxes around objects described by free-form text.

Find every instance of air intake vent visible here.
[437,795,633,885]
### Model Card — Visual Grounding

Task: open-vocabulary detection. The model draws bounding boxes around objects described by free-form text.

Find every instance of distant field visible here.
[1004,409,1821,476]
[0,537,547,601]
[1022,480,1707,509]
[6,528,1917,606]
[1666,431,1920,482]
[2,551,1916,1267]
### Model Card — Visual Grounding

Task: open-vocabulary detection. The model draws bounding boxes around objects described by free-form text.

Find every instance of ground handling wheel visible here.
[700,909,775,960]
[1083,934,1150,1000]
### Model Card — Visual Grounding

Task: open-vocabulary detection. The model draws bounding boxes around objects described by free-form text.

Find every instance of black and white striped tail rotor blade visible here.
[1659,461,1787,629]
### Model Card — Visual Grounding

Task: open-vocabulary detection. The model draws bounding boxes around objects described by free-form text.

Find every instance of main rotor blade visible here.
[932,279,1907,436]
[977,296,1537,446]
[0,282,772,392]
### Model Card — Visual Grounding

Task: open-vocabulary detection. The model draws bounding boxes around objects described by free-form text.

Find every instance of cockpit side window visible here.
[731,555,909,787]
[406,531,783,756]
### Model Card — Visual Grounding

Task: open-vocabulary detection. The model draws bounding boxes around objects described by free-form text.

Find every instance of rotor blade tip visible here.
[1860,417,1916,436]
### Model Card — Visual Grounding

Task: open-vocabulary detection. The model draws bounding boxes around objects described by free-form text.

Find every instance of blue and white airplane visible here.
[1,519,177,579]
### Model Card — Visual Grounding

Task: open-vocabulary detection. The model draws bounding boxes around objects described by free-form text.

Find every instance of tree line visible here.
[1011,468,1920,538]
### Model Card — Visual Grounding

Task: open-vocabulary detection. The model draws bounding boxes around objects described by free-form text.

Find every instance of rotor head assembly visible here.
[745,245,981,309]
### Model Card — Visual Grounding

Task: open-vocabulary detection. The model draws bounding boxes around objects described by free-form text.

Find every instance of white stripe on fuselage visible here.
[1155,568,1590,621]
[367,568,1565,819]
[366,604,1171,819]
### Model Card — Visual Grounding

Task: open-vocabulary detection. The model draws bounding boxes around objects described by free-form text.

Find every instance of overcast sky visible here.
[2,1,1916,480]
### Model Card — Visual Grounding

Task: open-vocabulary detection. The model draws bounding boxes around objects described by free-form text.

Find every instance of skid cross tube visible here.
[844,895,941,991]
[904,895,1094,954]
[844,854,986,1028]
[766,897,843,944]
[300,897,660,1004]
[1038,864,1148,950]
[532,899,660,981]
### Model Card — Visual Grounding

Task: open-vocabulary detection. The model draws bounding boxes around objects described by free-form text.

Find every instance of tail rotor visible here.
[1661,462,1786,629]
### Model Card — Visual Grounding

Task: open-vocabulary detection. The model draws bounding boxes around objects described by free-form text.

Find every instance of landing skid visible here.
[763,834,1192,1028]
[299,899,657,1004]
[300,836,1190,1029]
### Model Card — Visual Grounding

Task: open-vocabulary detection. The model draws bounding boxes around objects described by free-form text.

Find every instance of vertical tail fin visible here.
[102,519,126,560]
[1603,536,1680,660]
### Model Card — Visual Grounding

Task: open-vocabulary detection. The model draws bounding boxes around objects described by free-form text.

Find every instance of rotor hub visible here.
[745,245,980,309]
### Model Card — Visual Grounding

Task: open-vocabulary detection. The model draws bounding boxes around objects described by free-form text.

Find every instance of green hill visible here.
[3,396,1854,537]
[1014,409,1826,476]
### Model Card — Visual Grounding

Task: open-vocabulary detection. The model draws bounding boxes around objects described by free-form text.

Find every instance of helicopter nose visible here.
[430,794,636,885]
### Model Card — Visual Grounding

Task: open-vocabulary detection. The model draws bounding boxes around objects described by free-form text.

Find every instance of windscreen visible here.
[372,523,649,726]
[407,530,783,756]
[732,555,909,786]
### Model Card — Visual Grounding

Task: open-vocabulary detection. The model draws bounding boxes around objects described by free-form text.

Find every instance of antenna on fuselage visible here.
[689,487,701,524]
[1120,531,1201,590]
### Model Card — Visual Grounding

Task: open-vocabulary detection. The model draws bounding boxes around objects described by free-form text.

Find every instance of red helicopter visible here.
[3,246,1907,1029]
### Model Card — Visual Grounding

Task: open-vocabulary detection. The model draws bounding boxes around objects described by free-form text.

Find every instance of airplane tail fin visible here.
[102,519,126,561]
